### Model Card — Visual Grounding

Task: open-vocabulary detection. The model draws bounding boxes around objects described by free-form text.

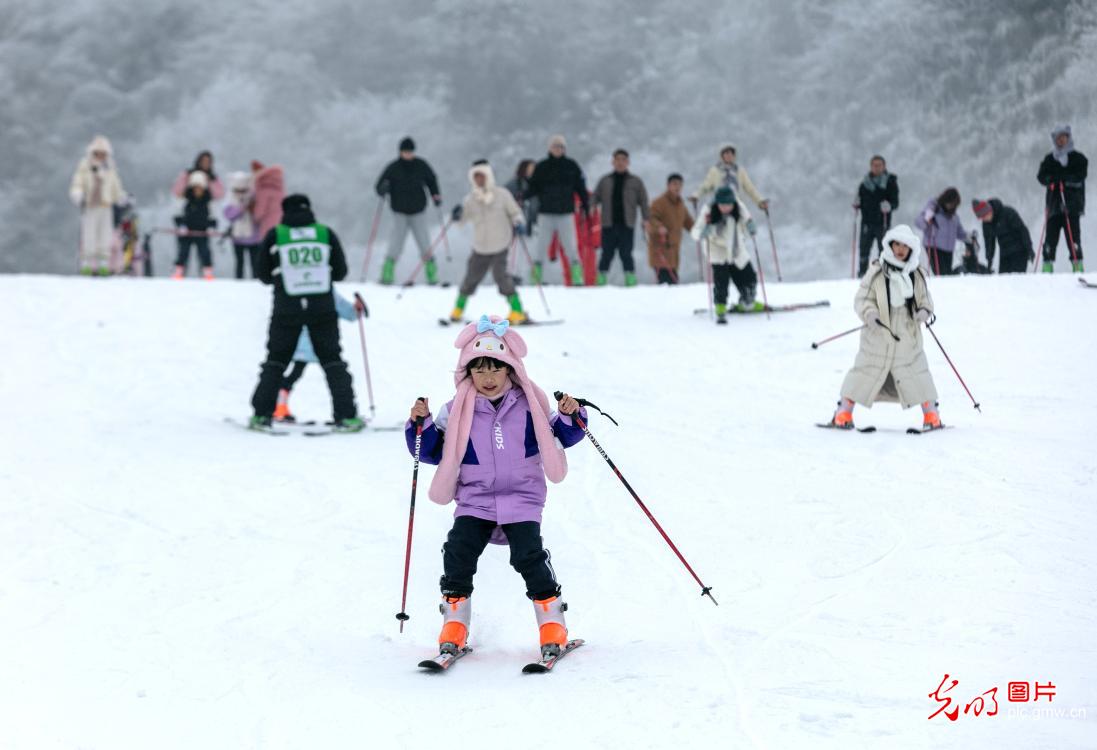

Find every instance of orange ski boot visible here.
[922,402,943,431]
[438,596,471,655]
[533,595,568,658]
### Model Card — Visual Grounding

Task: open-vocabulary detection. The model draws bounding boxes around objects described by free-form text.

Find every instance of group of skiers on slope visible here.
[853,125,1087,277]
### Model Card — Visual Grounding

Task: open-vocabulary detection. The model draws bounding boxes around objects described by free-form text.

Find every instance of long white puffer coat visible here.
[841,226,938,408]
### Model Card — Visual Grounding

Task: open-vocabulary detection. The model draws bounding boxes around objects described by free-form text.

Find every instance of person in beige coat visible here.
[69,135,126,274]
[448,162,528,325]
[690,186,759,324]
[691,143,768,211]
[827,224,942,431]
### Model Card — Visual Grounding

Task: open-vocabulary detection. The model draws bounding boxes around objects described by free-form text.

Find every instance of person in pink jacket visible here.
[249,160,285,240]
[406,315,586,659]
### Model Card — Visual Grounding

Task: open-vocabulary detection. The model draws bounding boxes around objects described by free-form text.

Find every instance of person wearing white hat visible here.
[69,135,126,275]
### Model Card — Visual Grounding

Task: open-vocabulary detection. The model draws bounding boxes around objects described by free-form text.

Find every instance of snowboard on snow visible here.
[694,300,830,316]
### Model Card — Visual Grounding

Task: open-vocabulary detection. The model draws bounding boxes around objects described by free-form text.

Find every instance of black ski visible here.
[418,646,472,672]
[223,416,290,436]
[694,300,830,315]
[907,425,953,435]
[815,422,876,433]
[1079,277,1096,289]
[522,639,584,674]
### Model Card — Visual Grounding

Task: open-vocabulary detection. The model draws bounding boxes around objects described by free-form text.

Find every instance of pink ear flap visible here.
[454,322,480,349]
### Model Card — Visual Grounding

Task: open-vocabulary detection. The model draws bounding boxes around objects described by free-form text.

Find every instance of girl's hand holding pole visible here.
[556,393,580,416]
[410,398,430,422]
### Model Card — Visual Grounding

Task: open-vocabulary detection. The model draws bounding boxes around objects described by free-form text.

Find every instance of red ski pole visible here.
[396,402,427,632]
[396,219,453,297]
[811,324,866,349]
[702,239,714,318]
[360,196,385,282]
[436,204,453,262]
[1058,182,1080,266]
[352,293,376,417]
[763,207,782,281]
[925,322,981,412]
[555,392,717,606]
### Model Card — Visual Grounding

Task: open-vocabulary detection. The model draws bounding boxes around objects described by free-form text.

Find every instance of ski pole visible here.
[517,234,552,317]
[1058,182,1080,266]
[652,236,679,284]
[927,223,941,276]
[395,218,454,298]
[851,208,859,279]
[396,401,427,632]
[702,239,714,318]
[353,292,376,417]
[436,204,453,262]
[763,207,782,282]
[811,324,865,349]
[1033,202,1049,273]
[554,391,717,606]
[925,322,981,412]
[360,196,385,282]
[749,233,771,319]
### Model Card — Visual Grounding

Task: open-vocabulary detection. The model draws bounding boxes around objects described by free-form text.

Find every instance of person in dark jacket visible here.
[591,149,650,286]
[375,137,443,284]
[249,194,362,432]
[853,155,899,276]
[171,171,217,280]
[504,159,539,234]
[526,134,589,285]
[1037,124,1087,272]
[972,198,1033,274]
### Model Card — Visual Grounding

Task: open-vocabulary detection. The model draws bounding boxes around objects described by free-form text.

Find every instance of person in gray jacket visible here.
[591,149,650,286]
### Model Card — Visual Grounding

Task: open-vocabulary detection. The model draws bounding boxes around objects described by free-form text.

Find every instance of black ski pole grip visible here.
[875,318,900,341]
[415,396,426,426]
[354,291,370,318]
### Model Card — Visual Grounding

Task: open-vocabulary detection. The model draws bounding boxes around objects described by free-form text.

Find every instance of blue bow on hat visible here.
[476,315,509,337]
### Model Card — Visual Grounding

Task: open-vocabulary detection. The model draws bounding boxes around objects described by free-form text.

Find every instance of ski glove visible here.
[746,219,757,236]
[852,199,861,209]
[376,180,390,197]
[433,195,443,207]
[922,209,936,225]
[880,200,891,214]
[915,308,932,325]
[451,204,463,222]
[864,310,881,327]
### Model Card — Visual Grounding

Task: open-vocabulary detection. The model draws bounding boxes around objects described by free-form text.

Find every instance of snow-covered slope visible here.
[1,273,1095,749]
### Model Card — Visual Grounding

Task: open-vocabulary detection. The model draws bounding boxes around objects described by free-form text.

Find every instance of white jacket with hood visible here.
[69,135,125,209]
[689,198,754,268]
[459,163,524,255]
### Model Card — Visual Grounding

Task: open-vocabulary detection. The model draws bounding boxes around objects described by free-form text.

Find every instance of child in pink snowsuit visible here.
[406,314,586,658]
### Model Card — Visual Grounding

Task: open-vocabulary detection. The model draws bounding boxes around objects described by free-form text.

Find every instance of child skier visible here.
[448,162,528,324]
[223,171,262,279]
[690,186,760,324]
[406,315,587,659]
[274,290,361,422]
[172,171,217,280]
[249,194,363,432]
[825,224,942,431]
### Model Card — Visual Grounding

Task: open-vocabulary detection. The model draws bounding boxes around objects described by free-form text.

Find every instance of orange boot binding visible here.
[438,596,471,654]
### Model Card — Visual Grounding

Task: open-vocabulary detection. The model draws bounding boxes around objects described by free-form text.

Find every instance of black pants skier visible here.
[234,243,260,279]
[440,515,561,601]
[712,262,758,306]
[281,360,308,391]
[598,225,636,273]
[251,300,357,420]
[1043,213,1083,261]
[927,247,955,276]
[175,236,212,270]
[859,222,886,277]
[999,252,1029,274]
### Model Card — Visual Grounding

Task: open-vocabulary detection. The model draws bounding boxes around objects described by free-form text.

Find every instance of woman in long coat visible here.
[826,224,943,431]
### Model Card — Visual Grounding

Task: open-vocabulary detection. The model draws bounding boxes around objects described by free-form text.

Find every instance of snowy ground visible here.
[2,272,1095,749]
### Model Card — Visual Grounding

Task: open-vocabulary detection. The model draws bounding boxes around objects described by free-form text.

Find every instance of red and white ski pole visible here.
[850,207,859,279]
[1033,202,1049,273]
[359,196,385,282]
[353,292,376,417]
[396,219,454,297]
[436,205,453,262]
[396,403,427,632]
[555,392,717,606]
[749,232,771,319]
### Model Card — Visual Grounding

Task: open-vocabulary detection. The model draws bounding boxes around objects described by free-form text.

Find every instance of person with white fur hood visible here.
[69,135,126,275]
[824,224,943,432]
[223,171,261,279]
[690,185,760,324]
[448,161,528,325]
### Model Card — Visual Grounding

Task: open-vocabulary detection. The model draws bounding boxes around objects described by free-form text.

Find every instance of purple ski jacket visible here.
[405,387,586,525]
[915,198,969,251]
